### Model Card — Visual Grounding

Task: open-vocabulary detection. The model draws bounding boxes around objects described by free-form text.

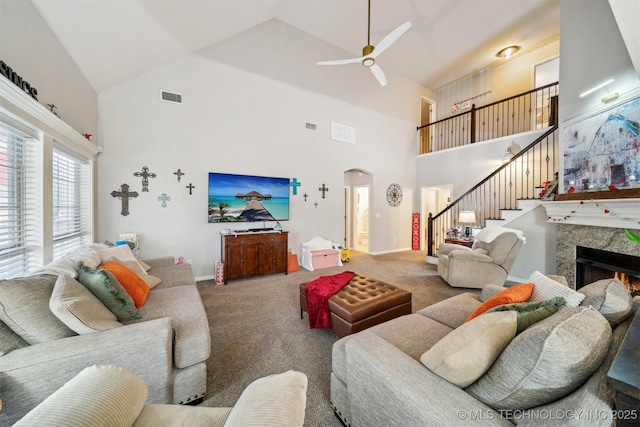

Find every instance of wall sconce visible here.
[458,210,477,236]
[502,147,515,163]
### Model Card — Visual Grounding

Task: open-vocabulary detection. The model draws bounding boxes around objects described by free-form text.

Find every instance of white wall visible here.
[0,0,97,138]
[98,20,428,278]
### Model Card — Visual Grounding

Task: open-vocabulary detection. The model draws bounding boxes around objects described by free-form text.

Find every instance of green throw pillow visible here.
[76,261,140,322]
[487,296,566,334]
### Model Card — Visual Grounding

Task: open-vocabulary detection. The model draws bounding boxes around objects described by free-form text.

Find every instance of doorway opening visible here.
[420,96,435,154]
[420,185,452,250]
[344,169,372,253]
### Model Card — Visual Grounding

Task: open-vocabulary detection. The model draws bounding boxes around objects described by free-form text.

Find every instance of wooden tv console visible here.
[221,231,288,283]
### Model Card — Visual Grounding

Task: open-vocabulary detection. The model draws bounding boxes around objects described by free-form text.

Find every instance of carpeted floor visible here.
[196,250,479,426]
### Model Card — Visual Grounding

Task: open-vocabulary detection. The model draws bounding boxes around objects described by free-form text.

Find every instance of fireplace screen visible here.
[576,246,640,296]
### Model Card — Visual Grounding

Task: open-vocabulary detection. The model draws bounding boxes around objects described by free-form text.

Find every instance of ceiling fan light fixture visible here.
[496,45,521,59]
[362,57,375,67]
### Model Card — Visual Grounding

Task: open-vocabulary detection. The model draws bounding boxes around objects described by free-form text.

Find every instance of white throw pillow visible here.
[224,371,308,427]
[99,245,146,272]
[420,310,518,387]
[49,275,122,334]
[14,365,147,427]
[528,271,585,307]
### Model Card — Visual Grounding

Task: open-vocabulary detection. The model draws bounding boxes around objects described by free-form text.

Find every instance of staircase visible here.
[426,125,559,256]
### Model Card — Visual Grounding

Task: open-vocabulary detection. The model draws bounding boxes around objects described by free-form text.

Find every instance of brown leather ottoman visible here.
[300,273,412,337]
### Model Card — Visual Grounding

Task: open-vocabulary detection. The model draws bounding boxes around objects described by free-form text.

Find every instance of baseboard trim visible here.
[367,247,413,255]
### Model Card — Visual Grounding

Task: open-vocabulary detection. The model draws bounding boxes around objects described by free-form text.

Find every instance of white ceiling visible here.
[30,0,566,93]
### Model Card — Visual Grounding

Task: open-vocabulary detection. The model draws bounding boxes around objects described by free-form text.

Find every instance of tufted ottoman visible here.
[299,273,412,337]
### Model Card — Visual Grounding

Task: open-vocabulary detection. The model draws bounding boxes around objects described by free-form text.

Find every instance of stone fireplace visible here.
[555,224,640,290]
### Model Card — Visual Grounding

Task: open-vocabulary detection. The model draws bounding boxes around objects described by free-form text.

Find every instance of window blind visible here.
[52,147,91,260]
[0,122,39,279]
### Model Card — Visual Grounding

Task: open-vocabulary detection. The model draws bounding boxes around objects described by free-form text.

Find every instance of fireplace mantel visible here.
[541,198,640,229]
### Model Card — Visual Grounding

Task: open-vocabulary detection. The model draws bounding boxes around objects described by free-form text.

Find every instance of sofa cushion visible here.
[579,278,633,327]
[100,261,150,307]
[148,263,197,289]
[49,274,122,334]
[129,285,210,368]
[76,261,140,322]
[332,314,452,385]
[421,310,518,387]
[466,306,611,410]
[0,319,29,355]
[418,293,481,329]
[14,365,147,427]
[108,257,162,289]
[224,371,308,427]
[528,271,584,307]
[68,246,103,269]
[487,296,566,334]
[0,274,76,344]
[466,283,534,322]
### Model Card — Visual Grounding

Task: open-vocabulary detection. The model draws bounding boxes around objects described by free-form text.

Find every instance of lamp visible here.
[502,147,514,163]
[458,211,477,237]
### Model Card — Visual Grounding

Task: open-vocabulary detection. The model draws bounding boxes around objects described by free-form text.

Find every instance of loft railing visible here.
[426,125,559,256]
[418,82,559,154]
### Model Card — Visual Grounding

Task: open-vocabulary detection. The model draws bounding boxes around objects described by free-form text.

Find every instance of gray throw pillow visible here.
[466,306,611,410]
[76,262,140,322]
[487,296,566,334]
[0,319,29,355]
[579,278,633,328]
[0,275,76,344]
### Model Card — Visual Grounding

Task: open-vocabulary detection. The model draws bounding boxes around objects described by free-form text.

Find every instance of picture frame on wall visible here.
[562,92,640,193]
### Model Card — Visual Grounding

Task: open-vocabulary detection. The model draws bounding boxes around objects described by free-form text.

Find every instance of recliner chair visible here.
[437,226,525,289]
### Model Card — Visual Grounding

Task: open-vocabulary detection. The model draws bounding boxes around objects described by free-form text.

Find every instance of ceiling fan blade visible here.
[317,57,363,66]
[370,64,387,86]
[371,21,412,58]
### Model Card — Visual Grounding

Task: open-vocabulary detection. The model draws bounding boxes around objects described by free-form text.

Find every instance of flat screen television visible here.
[208,172,290,223]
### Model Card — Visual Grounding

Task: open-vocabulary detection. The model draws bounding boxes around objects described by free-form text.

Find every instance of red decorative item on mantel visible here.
[83,134,92,140]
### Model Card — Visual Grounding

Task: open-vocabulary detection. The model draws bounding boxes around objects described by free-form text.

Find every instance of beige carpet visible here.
[196,250,478,426]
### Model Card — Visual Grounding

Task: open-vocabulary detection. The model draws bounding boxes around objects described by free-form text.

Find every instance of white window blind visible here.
[52,148,91,260]
[0,122,39,279]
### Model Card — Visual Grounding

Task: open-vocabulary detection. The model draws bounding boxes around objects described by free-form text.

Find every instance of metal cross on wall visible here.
[290,178,301,195]
[134,166,156,192]
[174,169,185,182]
[303,193,308,201]
[319,183,329,198]
[111,184,138,216]
[186,183,195,195]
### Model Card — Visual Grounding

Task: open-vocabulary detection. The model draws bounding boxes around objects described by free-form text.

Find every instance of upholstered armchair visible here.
[437,226,525,289]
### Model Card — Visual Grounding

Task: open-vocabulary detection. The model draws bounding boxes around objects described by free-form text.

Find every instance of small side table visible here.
[444,237,474,248]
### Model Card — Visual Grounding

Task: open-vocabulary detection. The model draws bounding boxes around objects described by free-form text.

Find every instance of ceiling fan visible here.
[317,0,411,87]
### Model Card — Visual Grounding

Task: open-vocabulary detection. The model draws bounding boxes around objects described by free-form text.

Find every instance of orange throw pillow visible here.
[100,261,150,308]
[466,283,534,322]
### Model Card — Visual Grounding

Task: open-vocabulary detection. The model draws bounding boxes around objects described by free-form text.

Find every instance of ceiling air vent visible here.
[160,91,183,104]
[305,122,317,131]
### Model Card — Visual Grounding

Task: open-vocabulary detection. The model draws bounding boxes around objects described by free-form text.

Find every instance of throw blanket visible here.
[305,271,355,329]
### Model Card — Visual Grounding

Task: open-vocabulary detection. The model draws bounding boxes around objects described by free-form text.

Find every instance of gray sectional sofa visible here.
[0,244,210,425]
[331,273,638,426]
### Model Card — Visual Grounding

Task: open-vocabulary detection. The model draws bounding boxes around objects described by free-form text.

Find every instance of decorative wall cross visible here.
[111,184,138,216]
[303,193,308,201]
[314,202,318,208]
[158,193,171,208]
[290,178,301,195]
[134,166,156,192]
[174,169,185,182]
[186,183,195,195]
[319,183,329,198]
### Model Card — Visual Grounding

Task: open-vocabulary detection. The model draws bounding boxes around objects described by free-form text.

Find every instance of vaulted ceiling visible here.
[31,0,564,93]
